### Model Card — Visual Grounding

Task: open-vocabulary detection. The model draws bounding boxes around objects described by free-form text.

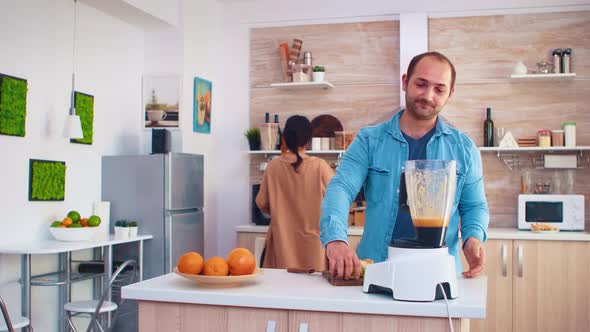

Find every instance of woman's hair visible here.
[283,115,312,171]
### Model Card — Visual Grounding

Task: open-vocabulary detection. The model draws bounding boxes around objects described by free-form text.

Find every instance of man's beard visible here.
[405,97,441,120]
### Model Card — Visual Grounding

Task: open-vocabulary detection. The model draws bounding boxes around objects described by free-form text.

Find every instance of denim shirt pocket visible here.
[365,165,390,205]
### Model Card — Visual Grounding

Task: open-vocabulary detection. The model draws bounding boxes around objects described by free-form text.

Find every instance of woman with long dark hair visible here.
[256,115,334,270]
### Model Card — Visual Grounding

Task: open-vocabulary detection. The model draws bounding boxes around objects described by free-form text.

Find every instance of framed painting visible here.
[193,77,212,134]
[28,159,66,201]
[142,75,180,129]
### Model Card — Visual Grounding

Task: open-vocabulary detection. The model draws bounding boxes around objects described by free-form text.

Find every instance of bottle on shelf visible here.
[483,107,494,147]
[274,114,281,150]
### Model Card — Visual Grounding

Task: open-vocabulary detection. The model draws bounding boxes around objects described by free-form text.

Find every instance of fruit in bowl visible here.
[49,212,101,242]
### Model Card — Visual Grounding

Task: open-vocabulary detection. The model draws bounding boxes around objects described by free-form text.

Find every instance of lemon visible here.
[67,211,81,224]
[88,215,101,227]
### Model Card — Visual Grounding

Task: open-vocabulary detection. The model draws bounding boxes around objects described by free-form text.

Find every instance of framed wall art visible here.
[193,77,212,134]
[0,73,28,137]
[143,75,180,129]
[28,159,66,201]
[70,91,94,145]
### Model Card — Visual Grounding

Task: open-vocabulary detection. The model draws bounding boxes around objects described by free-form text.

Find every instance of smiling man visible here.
[320,51,489,280]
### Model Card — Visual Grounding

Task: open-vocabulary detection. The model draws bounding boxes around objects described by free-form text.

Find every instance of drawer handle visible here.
[517,244,524,277]
[501,244,507,277]
[266,320,276,332]
[299,322,309,332]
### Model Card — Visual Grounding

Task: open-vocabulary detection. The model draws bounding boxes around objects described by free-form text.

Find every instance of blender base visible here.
[362,246,458,302]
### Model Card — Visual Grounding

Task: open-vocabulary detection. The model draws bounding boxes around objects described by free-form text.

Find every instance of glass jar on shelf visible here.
[537,129,551,147]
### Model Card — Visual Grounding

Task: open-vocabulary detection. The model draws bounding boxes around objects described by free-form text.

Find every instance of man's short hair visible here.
[406,52,456,92]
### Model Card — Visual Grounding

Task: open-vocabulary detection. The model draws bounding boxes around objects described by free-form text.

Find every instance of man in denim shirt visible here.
[320,52,489,280]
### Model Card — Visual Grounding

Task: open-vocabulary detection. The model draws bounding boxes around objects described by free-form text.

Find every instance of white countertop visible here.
[122,268,486,319]
[0,234,153,254]
[236,225,590,241]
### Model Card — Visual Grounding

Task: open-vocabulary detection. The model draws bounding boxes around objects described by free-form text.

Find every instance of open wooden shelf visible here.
[509,73,576,81]
[269,81,335,90]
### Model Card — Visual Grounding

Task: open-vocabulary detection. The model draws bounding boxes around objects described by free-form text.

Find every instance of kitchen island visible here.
[122,268,486,332]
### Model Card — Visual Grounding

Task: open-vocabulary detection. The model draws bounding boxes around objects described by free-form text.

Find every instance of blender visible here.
[363,160,459,301]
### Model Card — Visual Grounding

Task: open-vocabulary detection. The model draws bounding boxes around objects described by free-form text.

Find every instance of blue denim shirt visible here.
[320,110,489,272]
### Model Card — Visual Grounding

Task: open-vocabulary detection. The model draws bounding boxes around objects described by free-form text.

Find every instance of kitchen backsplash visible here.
[249,11,590,230]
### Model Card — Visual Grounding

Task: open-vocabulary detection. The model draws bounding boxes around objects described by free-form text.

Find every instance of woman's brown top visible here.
[256,154,334,270]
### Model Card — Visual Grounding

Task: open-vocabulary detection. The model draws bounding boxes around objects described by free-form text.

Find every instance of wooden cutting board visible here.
[322,271,364,286]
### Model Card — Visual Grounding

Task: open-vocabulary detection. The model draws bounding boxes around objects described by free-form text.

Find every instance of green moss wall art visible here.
[70,91,94,144]
[0,73,28,137]
[28,159,66,201]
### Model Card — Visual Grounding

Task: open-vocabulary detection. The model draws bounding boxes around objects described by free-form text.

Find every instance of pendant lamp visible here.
[63,0,83,139]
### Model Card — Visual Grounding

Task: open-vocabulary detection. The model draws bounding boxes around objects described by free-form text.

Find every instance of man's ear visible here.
[447,87,455,101]
[401,74,408,92]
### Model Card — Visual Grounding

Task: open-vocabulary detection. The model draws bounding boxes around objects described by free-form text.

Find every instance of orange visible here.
[202,256,229,276]
[177,252,204,275]
[61,217,73,227]
[80,218,89,227]
[227,248,255,276]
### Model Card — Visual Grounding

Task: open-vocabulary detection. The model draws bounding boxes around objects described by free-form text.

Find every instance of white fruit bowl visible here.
[49,227,98,242]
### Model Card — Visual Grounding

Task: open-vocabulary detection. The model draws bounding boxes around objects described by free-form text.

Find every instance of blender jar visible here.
[404,160,457,247]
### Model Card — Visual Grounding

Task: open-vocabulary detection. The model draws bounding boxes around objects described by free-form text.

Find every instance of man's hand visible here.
[462,237,485,278]
[326,241,361,279]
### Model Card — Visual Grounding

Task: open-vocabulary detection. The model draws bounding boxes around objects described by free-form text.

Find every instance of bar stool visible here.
[0,295,31,332]
[64,260,136,332]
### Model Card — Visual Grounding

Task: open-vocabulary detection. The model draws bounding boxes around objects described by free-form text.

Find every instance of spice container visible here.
[562,48,572,73]
[537,129,551,147]
[552,49,562,74]
[334,131,355,150]
[563,122,576,147]
[551,129,564,146]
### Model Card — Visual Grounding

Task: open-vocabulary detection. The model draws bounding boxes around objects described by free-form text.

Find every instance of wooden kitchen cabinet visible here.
[138,302,226,332]
[465,239,590,332]
[512,240,590,332]
[289,310,342,332]
[227,306,289,332]
[464,239,513,332]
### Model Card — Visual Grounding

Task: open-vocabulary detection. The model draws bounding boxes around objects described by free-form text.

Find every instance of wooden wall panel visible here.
[431,11,590,229]
[250,21,400,87]
[429,12,590,80]
[250,85,400,132]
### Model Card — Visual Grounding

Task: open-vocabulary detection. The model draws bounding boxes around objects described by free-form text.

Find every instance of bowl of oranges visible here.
[174,248,263,286]
[49,211,101,242]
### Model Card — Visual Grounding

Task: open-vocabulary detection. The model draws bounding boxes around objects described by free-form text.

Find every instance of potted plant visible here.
[312,65,326,82]
[114,220,129,240]
[128,220,139,238]
[245,128,261,151]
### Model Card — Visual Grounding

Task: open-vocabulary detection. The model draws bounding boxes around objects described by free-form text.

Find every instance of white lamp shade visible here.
[63,115,84,139]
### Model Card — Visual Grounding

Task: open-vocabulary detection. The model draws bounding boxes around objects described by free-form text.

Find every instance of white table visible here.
[0,234,152,332]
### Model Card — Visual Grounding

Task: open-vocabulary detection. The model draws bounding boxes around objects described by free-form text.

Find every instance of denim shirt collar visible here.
[386,109,452,141]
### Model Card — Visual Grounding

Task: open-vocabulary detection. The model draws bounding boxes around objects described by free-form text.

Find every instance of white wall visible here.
[0,0,144,330]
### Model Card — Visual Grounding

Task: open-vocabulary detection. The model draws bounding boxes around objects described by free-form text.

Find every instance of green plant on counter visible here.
[29,160,66,201]
[70,91,94,145]
[128,221,138,227]
[115,220,128,227]
[245,127,261,150]
[312,65,325,72]
[0,74,28,137]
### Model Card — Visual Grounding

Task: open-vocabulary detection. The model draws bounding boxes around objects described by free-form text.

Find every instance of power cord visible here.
[438,282,454,332]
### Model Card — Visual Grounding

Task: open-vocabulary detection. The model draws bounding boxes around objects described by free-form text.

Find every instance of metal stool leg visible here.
[66,311,77,332]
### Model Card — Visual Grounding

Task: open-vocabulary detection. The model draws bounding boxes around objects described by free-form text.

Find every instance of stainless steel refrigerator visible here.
[101,153,204,331]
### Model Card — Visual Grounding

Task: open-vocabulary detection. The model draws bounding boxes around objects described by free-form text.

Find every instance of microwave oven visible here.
[518,194,585,231]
